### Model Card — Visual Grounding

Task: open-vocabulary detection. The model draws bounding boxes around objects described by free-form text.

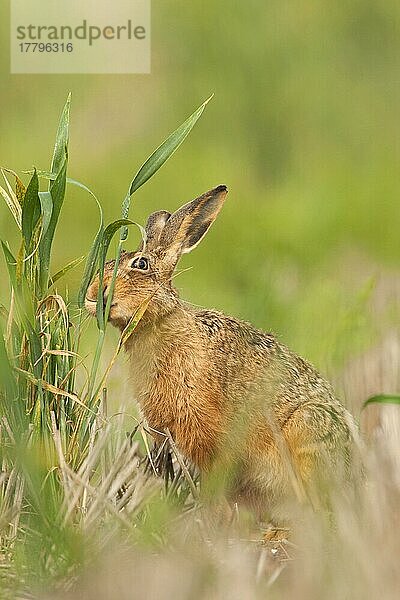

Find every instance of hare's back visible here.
[193,308,346,416]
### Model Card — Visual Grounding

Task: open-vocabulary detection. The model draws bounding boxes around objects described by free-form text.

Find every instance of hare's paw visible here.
[262,524,290,546]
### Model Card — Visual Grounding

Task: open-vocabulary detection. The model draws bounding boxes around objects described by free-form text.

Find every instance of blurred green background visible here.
[1,1,399,384]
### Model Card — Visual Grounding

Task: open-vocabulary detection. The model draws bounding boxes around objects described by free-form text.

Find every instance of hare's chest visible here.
[128,342,180,429]
[126,330,221,467]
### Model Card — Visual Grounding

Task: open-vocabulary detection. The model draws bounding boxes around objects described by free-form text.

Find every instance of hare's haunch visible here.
[86,185,354,517]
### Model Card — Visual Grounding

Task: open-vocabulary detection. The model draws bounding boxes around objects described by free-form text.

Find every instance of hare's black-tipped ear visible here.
[139,210,171,251]
[136,210,170,251]
[159,185,228,265]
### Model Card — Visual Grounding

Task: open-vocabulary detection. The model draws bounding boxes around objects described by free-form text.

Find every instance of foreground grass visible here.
[0,96,212,597]
[2,380,400,600]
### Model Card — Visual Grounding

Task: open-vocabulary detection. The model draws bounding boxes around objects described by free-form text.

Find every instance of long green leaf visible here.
[120,296,151,346]
[38,191,53,239]
[0,322,25,436]
[78,226,103,310]
[36,94,70,294]
[31,172,104,309]
[50,255,86,286]
[85,219,144,400]
[2,241,19,292]
[96,219,143,328]
[1,242,42,376]
[38,157,67,294]
[363,394,400,409]
[128,95,213,198]
[0,321,17,400]
[120,95,213,241]
[85,98,212,397]
[72,183,104,309]
[22,169,41,250]
[50,93,71,179]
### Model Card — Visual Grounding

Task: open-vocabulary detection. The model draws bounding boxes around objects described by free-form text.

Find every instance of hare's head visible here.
[85,185,228,329]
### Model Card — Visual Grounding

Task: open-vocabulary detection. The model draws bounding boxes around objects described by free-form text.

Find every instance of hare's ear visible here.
[139,210,171,251]
[159,185,228,265]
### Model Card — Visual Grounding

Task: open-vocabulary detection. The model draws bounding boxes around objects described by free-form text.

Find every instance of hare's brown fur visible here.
[86,185,354,517]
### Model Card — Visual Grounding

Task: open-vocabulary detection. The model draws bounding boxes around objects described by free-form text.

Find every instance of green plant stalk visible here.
[85,96,213,402]
[86,219,140,402]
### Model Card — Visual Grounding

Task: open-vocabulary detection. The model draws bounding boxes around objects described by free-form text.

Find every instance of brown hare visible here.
[85,185,355,519]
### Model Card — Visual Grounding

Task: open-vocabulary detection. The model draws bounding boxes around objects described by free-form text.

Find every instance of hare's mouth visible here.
[85,297,117,319]
[85,296,116,305]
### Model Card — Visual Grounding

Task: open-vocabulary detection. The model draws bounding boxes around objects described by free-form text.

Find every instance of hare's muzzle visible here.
[85,282,115,318]
[85,279,101,316]
[85,295,97,317]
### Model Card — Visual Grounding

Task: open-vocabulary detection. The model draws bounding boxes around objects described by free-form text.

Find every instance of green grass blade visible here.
[96,219,142,328]
[119,96,213,242]
[36,94,70,294]
[2,241,19,292]
[74,183,104,309]
[78,228,103,310]
[1,241,36,325]
[0,321,18,400]
[85,98,211,398]
[37,178,94,293]
[38,191,53,238]
[1,241,42,376]
[120,297,151,346]
[50,93,71,180]
[22,169,41,251]
[363,394,400,409]
[86,220,144,400]
[50,255,86,287]
[128,95,213,199]
[101,219,144,254]
[29,173,104,308]
[38,157,67,294]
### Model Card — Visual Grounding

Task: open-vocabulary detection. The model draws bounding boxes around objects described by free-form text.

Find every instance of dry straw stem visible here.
[165,428,199,501]
[15,367,95,415]
[57,423,158,532]
[0,168,22,229]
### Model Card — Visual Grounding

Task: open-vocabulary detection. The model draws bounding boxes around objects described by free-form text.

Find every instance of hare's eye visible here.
[130,256,149,271]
